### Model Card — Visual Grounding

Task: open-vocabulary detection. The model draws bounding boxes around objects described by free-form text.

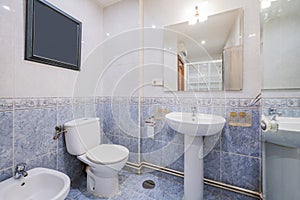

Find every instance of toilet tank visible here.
[64,118,101,155]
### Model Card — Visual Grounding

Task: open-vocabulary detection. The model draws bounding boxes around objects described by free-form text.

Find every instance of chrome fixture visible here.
[14,163,28,179]
[145,116,156,127]
[248,93,261,107]
[268,106,282,119]
[53,125,67,140]
[191,106,197,117]
[261,120,267,131]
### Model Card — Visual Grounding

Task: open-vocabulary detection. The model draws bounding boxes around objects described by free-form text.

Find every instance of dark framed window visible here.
[25,0,82,71]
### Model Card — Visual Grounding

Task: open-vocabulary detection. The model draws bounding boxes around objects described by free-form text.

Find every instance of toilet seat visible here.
[86,144,129,165]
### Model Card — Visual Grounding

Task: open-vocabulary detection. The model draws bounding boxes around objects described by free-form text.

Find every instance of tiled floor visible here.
[66,170,255,200]
[66,170,184,200]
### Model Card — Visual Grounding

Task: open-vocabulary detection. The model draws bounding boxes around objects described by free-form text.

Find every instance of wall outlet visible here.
[152,79,164,86]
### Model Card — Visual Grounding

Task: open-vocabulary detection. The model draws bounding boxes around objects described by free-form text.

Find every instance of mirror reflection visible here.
[163,8,243,92]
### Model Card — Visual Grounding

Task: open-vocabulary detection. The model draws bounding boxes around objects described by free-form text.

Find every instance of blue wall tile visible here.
[166,154,184,172]
[221,190,258,200]
[0,96,264,199]
[222,110,260,157]
[0,168,12,182]
[58,147,85,183]
[0,111,13,170]
[204,150,220,181]
[57,105,74,148]
[204,185,221,200]
[73,104,85,119]
[25,151,57,170]
[129,104,138,124]
[103,103,119,135]
[221,152,260,191]
[141,104,150,128]
[58,105,74,125]
[119,104,138,138]
[85,104,97,117]
[154,123,183,145]
[141,138,166,153]
[163,142,184,171]
[119,136,138,153]
[14,108,57,164]
[204,184,221,197]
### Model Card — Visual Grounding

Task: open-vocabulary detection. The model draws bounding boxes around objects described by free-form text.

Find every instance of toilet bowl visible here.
[64,118,129,197]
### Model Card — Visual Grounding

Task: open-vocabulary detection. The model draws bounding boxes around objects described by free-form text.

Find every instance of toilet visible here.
[64,117,129,198]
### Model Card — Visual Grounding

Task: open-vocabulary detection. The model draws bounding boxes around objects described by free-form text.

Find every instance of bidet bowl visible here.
[0,167,70,200]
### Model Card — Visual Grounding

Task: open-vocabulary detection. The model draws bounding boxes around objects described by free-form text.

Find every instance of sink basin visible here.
[263,116,300,148]
[165,112,226,200]
[165,112,226,136]
[0,168,70,200]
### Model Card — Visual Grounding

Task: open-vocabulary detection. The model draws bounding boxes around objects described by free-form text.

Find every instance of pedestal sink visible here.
[166,112,226,200]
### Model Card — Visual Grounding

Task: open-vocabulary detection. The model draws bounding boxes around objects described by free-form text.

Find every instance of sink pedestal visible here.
[184,135,204,200]
[165,112,226,200]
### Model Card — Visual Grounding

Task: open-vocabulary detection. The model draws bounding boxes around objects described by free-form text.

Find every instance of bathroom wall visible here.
[262,0,300,89]
[0,0,262,199]
[0,0,103,183]
[99,0,261,98]
[98,0,262,199]
[0,0,103,98]
[142,0,261,98]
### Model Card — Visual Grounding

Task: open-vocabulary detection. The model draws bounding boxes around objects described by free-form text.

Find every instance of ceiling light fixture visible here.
[189,2,208,25]
[261,0,278,9]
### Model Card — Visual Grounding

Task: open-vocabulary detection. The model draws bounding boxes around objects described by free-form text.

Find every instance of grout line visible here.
[0,167,13,173]
[13,106,58,111]
[0,109,14,112]
[56,99,59,171]
[25,150,58,163]
[221,151,261,159]
[12,98,15,176]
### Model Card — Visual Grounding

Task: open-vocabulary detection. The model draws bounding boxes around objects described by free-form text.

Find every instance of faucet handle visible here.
[15,163,26,171]
[268,107,282,116]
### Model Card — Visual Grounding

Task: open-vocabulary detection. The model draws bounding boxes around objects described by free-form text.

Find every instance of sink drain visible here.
[142,180,155,189]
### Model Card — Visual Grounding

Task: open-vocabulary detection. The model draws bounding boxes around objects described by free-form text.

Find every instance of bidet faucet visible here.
[14,163,28,179]
[268,106,282,120]
[191,106,197,117]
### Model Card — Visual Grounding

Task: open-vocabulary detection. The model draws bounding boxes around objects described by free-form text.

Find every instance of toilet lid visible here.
[86,144,129,164]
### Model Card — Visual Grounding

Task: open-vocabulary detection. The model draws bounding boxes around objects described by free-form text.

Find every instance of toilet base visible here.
[86,167,119,198]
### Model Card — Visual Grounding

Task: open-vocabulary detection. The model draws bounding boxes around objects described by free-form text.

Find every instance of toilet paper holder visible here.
[145,116,156,127]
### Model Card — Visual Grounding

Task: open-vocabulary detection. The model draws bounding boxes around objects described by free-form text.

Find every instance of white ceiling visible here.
[166,9,241,61]
[96,0,121,7]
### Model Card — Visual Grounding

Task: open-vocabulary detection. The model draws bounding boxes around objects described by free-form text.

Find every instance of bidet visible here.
[0,167,70,200]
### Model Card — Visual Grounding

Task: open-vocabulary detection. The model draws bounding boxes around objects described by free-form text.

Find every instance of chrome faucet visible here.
[268,106,282,120]
[191,106,197,117]
[14,163,28,179]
